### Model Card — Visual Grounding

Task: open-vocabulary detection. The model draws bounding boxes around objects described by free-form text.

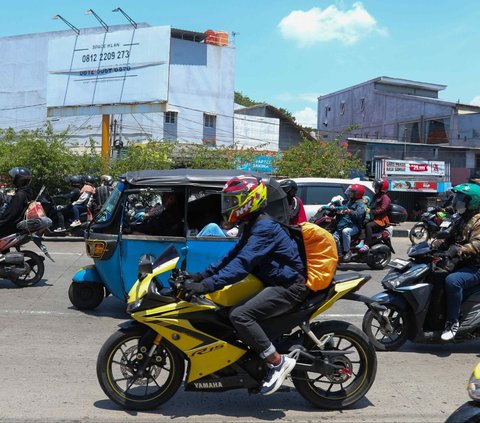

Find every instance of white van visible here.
[290,177,375,221]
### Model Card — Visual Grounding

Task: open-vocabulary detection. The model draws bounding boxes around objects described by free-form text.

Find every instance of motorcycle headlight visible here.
[468,364,480,401]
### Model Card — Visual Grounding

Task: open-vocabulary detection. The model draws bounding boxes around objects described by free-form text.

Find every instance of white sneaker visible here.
[441,321,459,341]
[53,227,66,232]
[260,355,296,395]
[70,220,81,228]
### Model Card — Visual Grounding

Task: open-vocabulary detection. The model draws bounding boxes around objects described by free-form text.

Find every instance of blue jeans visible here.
[72,204,87,221]
[334,226,359,255]
[444,266,480,322]
[197,223,226,237]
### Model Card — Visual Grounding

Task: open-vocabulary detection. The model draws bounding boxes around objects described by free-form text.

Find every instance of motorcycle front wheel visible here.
[409,223,429,244]
[97,326,185,410]
[362,304,411,351]
[11,250,45,287]
[292,320,377,410]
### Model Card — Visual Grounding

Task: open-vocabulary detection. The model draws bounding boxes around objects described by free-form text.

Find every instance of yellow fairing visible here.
[133,300,247,382]
[310,278,365,320]
[127,257,179,303]
[474,363,480,379]
[206,274,264,306]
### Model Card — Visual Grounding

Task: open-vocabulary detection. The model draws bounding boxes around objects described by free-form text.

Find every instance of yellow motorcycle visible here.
[96,245,379,411]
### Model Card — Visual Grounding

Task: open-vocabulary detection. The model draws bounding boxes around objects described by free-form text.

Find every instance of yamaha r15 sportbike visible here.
[96,245,383,411]
[362,238,480,351]
[0,217,53,287]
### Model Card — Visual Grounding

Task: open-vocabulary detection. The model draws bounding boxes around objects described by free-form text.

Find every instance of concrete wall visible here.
[233,114,279,150]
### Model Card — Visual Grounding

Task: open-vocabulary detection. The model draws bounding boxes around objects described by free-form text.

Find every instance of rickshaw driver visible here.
[183,175,308,396]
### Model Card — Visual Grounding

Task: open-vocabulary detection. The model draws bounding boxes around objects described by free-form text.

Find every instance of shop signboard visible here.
[390,180,438,192]
[382,160,445,177]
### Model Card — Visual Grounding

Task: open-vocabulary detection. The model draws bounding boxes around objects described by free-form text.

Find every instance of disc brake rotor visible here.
[119,345,162,386]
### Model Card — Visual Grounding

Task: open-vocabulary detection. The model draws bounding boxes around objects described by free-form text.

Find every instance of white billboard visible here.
[47,26,170,108]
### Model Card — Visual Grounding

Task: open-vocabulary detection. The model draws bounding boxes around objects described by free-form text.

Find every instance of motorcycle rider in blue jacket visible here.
[184,175,307,396]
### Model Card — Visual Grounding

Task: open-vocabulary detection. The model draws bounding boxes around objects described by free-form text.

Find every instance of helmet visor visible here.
[221,193,240,213]
[454,192,469,214]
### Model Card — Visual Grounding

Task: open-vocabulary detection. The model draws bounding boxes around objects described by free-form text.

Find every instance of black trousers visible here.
[365,220,385,245]
[229,282,308,358]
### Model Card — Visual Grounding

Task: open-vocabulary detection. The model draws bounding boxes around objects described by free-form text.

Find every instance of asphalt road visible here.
[0,236,478,422]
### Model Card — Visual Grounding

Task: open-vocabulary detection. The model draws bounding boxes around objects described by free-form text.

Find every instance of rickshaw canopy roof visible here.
[120,168,289,222]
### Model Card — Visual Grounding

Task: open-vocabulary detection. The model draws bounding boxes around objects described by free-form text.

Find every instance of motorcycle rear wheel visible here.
[97,326,184,411]
[362,304,411,351]
[409,223,430,244]
[292,320,377,410]
[11,251,44,287]
[366,246,391,270]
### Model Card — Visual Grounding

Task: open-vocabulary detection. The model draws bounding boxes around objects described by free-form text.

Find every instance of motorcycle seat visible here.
[332,272,363,284]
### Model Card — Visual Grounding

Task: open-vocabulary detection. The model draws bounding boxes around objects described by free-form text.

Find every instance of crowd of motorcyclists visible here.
[1,163,480,402]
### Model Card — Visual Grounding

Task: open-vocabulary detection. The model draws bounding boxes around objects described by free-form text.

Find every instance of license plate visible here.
[440,221,451,228]
[388,258,410,270]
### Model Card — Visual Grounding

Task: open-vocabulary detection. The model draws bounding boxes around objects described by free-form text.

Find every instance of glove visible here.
[446,244,459,259]
[189,272,204,282]
[184,280,209,296]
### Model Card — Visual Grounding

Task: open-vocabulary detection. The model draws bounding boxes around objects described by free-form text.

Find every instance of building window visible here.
[360,97,365,112]
[165,111,177,124]
[340,101,346,115]
[204,114,216,128]
[424,118,450,144]
[475,155,480,169]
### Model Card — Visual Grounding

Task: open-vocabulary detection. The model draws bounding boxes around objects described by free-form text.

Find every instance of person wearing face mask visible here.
[440,183,480,341]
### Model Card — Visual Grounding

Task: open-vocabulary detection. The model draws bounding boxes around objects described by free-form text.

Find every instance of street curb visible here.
[393,228,409,238]
[43,236,85,242]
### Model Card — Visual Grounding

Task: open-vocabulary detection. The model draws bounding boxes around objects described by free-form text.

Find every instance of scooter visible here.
[40,191,92,237]
[362,231,480,351]
[0,216,53,287]
[314,208,394,270]
[409,206,453,244]
[96,244,382,411]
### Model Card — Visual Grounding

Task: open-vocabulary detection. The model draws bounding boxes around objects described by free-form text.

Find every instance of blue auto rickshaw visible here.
[70,169,289,309]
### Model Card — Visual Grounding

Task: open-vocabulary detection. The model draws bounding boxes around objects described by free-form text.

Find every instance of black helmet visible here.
[8,167,32,188]
[100,174,113,186]
[279,179,298,198]
[70,175,85,188]
[84,175,96,185]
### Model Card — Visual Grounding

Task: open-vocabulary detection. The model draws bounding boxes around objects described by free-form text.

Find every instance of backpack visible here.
[281,221,339,291]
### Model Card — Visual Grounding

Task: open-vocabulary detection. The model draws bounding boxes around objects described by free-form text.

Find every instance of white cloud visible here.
[470,96,480,106]
[278,2,387,47]
[294,107,317,128]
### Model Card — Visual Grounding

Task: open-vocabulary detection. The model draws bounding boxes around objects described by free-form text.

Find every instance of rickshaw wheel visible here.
[69,282,105,310]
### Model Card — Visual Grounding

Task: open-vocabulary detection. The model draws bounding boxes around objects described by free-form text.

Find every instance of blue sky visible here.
[2,0,480,128]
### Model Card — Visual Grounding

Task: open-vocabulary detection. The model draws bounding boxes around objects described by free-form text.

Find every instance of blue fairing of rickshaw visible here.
[184,237,237,273]
[119,237,187,293]
[72,265,101,283]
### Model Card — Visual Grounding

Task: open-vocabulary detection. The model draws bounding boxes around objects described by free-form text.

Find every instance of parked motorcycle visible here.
[96,245,381,411]
[39,190,93,237]
[0,216,53,287]
[313,206,408,270]
[362,229,480,351]
[409,206,453,244]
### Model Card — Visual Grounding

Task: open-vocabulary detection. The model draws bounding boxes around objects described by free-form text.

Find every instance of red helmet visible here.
[374,178,389,193]
[221,175,267,224]
[346,184,366,200]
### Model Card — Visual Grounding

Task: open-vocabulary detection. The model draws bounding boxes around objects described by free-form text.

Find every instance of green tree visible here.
[274,133,362,178]
[109,140,174,176]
